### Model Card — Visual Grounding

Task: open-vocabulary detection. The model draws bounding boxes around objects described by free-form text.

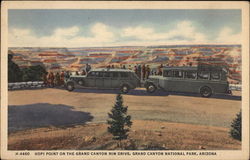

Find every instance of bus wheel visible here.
[146,83,156,93]
[66,82,75,91]
[120,84,130,94]
[200,86,212,97]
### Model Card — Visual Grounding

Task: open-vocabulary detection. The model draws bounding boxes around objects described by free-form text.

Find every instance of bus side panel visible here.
[162,78,228,94]
[194,80,228,94]
[162,78,200,93]
[206,81,229,94]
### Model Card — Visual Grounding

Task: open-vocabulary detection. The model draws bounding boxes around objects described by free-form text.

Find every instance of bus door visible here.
[95,71,104,88]
[163,70,184,92]
[103,72,112,88]
[86,71,97,87]
[182,71,198,92]
[168,70,185,92]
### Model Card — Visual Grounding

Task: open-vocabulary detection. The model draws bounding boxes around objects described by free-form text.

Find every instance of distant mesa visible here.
[8,44,241,83]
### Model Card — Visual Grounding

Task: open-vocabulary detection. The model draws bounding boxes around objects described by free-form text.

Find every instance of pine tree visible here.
[230,111,241,141]
[107,94,132,145]
[8,53,23,82]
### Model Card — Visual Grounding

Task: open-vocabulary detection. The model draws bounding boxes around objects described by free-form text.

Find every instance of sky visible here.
[8,9,242,47]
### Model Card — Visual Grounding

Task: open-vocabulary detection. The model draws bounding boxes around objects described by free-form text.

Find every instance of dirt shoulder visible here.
[8,120,240,150]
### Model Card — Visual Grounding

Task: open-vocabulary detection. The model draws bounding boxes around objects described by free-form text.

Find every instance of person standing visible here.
[85,63,91,73]
[137,64,141,79]
[158,64,163,75]
[55,72,60,86]
[134,65,138,75]
[60,71,65,86]
[42,72,48,87]
[48,72,55,87]
[146,65,151,79]
[65,71,70,80]
[142,64,146,80]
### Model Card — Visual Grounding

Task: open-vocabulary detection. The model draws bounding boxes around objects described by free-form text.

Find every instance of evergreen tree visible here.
[8,53,23,82]
[107,94,132,144]
[22,65,47,81]
[230,111,241,141]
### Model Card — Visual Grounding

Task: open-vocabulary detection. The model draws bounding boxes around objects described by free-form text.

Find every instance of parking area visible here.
[8,88,241,132]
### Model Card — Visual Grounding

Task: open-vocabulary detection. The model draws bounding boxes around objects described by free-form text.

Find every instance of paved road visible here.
[8,88,241,132]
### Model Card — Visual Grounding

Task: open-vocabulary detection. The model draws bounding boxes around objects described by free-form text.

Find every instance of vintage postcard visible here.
[1,1,249,160]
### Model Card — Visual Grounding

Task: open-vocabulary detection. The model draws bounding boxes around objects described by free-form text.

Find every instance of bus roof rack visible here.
[163,64,227,72]
[197,64,226,72]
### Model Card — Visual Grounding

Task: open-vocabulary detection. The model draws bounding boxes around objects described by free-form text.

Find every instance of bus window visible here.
[103,72,111,78]
[185,71,197,79]
[198,71,209,80]
[111,72,119,78]
[211,72,220,80]
[163,70,172,77]
[120,72,129,78]
[88,71,97,77]
[173,71,183,78]
[97,72,104,77]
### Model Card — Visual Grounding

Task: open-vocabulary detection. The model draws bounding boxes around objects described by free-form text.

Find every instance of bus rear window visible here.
[198,71,209,80]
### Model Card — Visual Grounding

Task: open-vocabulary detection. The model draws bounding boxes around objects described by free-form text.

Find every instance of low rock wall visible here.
[8,81,45,90]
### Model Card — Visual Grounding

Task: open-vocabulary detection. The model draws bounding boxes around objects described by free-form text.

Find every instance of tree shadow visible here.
[8,103,93,133]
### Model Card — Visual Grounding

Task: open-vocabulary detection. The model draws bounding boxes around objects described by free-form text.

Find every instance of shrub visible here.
[230,111,241,141]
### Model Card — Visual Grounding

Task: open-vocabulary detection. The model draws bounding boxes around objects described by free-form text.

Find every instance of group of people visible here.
[43,64,92,87]
[43,71,66,87]
[106,64,164,80]
[42,63,164,86]
[133,64,163,80]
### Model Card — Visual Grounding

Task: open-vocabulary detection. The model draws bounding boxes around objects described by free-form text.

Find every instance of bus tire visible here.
[120,84,130,94]
[200,86,212,98]
[146,83,156,93]
[66,82,75,91]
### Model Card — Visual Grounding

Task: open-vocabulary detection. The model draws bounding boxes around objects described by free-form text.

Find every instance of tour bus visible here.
[144,65,231,97]
[65,68,141,93]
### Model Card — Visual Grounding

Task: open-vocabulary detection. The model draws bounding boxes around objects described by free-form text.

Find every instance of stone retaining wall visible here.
[8,81,45,90]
